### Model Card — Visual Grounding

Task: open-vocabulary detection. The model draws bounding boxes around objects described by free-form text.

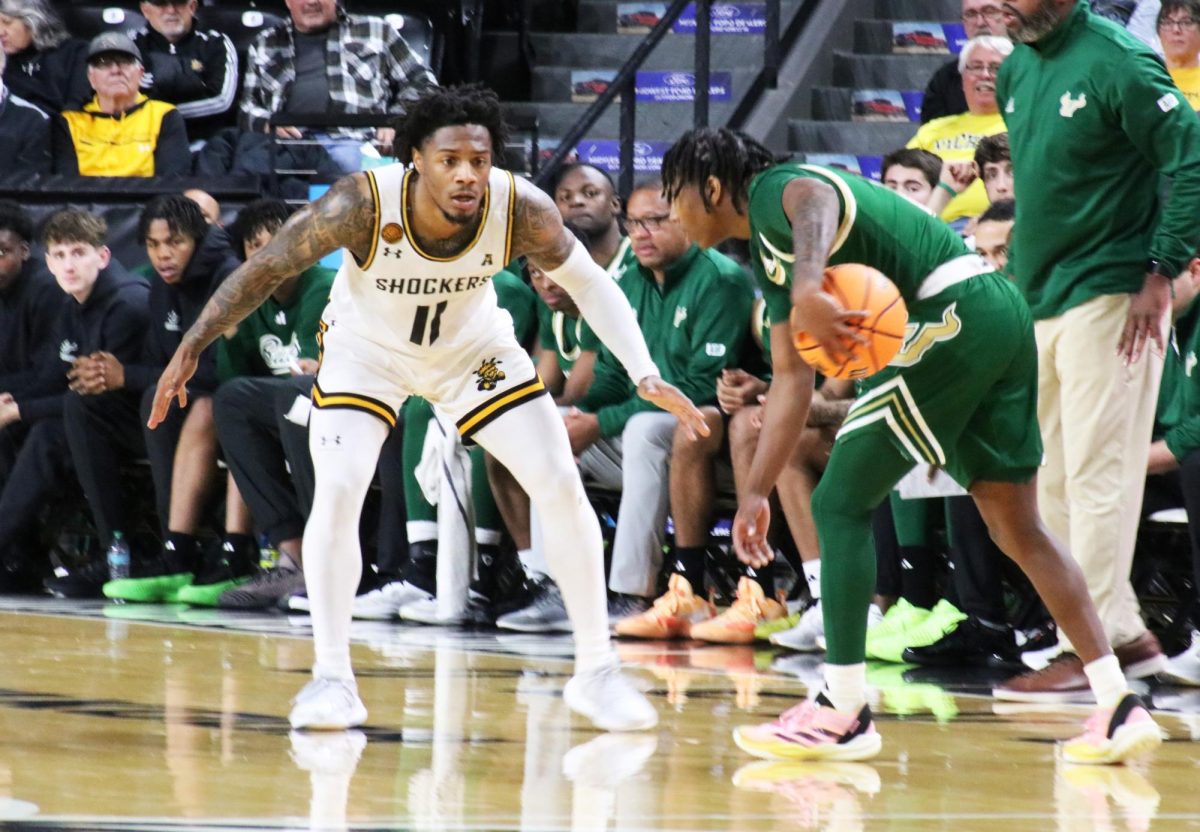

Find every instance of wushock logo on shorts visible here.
[474,357,507,391]
[891,304,962,367]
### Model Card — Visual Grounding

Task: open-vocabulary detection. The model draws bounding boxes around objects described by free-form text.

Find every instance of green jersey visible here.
[996,0,1200,319]
[536,300,599,375]
[747,163,974,325]
[218,265,335,380]
[492,265,537,347]
[1157,306,1200,458]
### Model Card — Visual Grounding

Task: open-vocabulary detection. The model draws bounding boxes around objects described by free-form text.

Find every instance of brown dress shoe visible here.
[992,653,1093,702]
[1114,631,1168,679]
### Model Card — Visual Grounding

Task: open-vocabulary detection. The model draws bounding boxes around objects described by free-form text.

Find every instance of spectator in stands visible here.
[995,0,1200,696]
[1158,0,1200,108]
[133,0,238,143]
[57,196,239,600]
[921,0,1008,123]
[240,0,437,174]
[908,35,1012,225]
[973,199,1014,272]
[53,33,191,177]
[0,49,49,174]
[0,0,89,113]
[16,210,149,600]
[552,163,634,275]
[1146,254,1200,684]
[881,148,942,208]
[0,201,68,589]
[184,188,221,226]
[927,131,1014,224]
[498,180,754,632]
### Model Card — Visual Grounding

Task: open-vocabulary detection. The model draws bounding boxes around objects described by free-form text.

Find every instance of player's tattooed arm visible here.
[180,173,374,355]
[509,178,574,271]
[780,177,841,299]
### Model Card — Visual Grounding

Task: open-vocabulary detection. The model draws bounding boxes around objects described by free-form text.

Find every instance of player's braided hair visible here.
[662,127,778,212]
[395,83,511,163]
[229,198,293,259]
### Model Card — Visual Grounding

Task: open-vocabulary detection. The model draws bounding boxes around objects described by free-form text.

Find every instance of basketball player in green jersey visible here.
[662,127,1162,765]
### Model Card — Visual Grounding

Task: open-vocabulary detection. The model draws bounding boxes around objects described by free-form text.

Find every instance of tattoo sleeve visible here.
[180,174,374,354]
[780,178,841,301]
[509,178,574,271]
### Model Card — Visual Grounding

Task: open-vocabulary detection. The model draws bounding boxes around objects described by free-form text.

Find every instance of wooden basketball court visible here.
[1,596,1197,830]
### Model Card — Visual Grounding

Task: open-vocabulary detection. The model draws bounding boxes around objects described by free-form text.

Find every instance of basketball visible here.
[792,263,908,379]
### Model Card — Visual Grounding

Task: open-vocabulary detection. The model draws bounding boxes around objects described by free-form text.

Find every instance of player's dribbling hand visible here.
[637,376,711,441]
[1118,272,1170,365]
[148,346,199,428]
[733,494,774,568]
[790,287,867,364]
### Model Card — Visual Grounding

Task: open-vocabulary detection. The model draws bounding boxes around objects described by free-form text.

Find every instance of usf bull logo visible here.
[474,357,506,391]
[891,304,962,367]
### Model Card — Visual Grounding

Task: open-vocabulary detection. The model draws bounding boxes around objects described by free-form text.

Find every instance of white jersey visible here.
[323,162,517,355]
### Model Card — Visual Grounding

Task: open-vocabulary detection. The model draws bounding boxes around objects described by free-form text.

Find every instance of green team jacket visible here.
[218,265,335,380]
[1155,308,1200,458]
[579,244,754,438]
[996,0,1200,320]
[536,300,598,375]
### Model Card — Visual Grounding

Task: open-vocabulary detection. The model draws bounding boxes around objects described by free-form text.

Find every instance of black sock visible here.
[222,533,255,553]
[670,546,706,593]
[898,546,939,609]
[164,532,199,572]
[404,540,437,594]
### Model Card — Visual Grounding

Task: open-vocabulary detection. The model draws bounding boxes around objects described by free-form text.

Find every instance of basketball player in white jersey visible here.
[147,85,708,732]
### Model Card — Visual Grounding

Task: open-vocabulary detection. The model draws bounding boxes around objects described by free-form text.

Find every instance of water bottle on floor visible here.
[107,532,131,581]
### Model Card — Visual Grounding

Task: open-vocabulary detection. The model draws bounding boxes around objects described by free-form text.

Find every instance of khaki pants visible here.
[1035,292,1164,651]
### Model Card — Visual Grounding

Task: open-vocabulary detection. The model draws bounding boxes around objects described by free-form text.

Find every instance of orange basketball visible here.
[792,263,908,380]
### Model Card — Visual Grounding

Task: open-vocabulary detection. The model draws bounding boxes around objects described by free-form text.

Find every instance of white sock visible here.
[406,521,437,542]
[823,662,867,714]
[802,558,821,600]
[1084,654,1128,708]
[475,528,502,546]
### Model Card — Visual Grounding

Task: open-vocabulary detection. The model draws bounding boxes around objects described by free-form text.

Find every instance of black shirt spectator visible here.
[0,54,50,175]
[920,0,1008,123]
[0,201,65,395]
[0,0,91,112]
[133,0,239,142]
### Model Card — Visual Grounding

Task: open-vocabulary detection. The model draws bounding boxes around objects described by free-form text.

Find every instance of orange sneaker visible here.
[614,574,716,639]
[690,577,786,645]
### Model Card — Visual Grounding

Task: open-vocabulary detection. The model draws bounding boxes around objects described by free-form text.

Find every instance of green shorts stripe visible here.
[840,377,946,465]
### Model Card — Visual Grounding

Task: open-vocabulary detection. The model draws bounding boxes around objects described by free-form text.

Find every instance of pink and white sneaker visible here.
[733,693,882,761]
[1061,692,1163,765]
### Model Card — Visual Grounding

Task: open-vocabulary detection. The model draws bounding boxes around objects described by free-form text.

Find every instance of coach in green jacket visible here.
[570,179,754,604]
[997,0,1200,691]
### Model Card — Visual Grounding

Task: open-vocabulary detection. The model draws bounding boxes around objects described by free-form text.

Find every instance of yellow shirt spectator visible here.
[907,111,1006,222]
[1169,66,1200,109]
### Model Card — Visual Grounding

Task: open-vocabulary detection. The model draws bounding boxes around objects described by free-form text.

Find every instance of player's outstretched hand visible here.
[733,494,774,568]
[637,376,711,441]
[1118,272,1170,365]
[147,346,199,428]
[790,286,867,364]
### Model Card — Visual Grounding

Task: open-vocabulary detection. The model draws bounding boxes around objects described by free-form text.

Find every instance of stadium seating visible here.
[60,4,146,40]
[198,5,286,59]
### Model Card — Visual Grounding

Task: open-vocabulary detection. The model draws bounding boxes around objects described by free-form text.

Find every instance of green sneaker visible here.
[103,572,194,603]
[176,576,250,607]
[755,610,801,641]
[865,599,930,647]
[868,599,966,663]
[175,538,258,607]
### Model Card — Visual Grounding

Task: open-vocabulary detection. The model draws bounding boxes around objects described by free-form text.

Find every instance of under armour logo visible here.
[481,253,493,266]
[320,434,343,446]
[1059,91,1087,118]
[381,247,402,259]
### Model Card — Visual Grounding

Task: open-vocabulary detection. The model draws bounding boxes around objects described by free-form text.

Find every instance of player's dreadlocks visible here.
[138,194,208,245]
[395,83,511,163]
[662,127,779,212]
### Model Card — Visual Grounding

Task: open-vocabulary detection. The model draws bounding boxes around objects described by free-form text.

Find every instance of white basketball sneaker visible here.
[770,600,825,652]
[289,678,368,730]
[563,662,658,732]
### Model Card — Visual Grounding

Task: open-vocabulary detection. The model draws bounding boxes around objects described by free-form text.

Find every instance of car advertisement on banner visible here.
[852,89,909,122]
[892,22,950,54]
[616,3,768,34]
[803,154,883,182]
[577,139,673,173]
[571,70,732,102]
